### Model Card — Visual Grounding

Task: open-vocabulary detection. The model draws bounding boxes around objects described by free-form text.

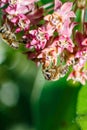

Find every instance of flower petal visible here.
[61,2,73,14]
[54,0,62,11]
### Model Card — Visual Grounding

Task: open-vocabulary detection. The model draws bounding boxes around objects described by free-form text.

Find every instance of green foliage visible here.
[40,0,53,4]
[76,86,87,130]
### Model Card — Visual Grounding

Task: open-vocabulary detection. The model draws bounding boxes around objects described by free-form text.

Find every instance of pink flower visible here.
[37,46,60,68]
[5,0,37,15]
[67,69,87,85]
[0,0,9,7]
[1,0,8,2]
[16,0,36,5]
[26,27,50,51]
[37,37,63,68]
[67,28,87,84]
[59,21,77,36]
[44,2,75,33]
[5,4,29,15]
[56,2,75,19]
[57,35,74,52]
[15,14,30,32]
[54,0,62,11]
[75,30,87,65]
[0,0,8,4]
[5,0,36,25]
[44,12,63,33]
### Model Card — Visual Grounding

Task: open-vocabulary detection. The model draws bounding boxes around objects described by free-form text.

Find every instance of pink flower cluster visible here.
[68,23,87,85]
[0,0,87,85]
[26,1,75,61]
[0,0,43,32]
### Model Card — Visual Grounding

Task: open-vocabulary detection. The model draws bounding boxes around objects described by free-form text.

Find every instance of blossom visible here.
[5,4,31,15]
[0,0,9,7]
[44,2,75,33]
[26,37,63,67]
[57,35,74,52]
[67,29,87,84]
[54,0,62,11]
[44,12,63,32]
[37,37,63,68]
[37,46,61,68]
[75,31,87,65]
[10,0,36,5]
[67,69,87,85]
[59,21,77,36]
[15,14,30,32]
[4,0,36,27]
[5,0,37,16]
[26,27,50,51]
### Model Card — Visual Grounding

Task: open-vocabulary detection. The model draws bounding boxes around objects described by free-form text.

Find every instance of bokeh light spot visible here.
[8,124,35,130]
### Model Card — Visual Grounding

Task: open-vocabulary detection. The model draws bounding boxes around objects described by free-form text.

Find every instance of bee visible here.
[0,24,19,48]
[42,64,69,81]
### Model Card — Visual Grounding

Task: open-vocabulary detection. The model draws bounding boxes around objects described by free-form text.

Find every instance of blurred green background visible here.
[0,0,87,130]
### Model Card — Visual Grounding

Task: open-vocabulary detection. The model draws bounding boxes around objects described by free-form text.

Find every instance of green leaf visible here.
[41,0,53,4]
[76,85,87,129]
[31,72,82,130]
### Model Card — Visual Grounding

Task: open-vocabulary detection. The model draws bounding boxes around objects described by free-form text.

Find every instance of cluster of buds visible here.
[0,0,87,85]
